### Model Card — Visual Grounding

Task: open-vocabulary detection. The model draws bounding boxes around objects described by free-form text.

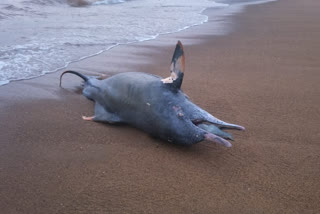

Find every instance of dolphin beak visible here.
[204,133,232,147]
[197,123,234,141]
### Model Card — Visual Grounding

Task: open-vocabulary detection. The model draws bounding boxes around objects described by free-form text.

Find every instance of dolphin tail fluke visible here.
[59,70,89,87]
[161,41,185,89]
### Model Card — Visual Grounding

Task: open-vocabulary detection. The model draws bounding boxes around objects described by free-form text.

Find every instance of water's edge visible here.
[0,0,276,87]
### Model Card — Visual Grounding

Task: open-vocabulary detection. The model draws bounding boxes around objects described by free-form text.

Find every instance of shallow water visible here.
[0,0,274,86]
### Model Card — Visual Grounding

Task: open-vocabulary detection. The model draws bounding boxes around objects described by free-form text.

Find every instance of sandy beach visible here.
[1,0,320,213]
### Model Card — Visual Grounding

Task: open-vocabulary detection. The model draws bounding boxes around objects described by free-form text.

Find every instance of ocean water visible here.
[0,0,274,86]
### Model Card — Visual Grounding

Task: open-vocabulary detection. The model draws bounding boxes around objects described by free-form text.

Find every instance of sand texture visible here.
[0,0,319,213]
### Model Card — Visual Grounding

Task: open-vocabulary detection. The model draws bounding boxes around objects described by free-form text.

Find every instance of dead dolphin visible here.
[60,41,245,147]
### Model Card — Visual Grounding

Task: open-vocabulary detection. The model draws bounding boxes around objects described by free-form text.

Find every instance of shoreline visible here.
[0,0,275,87]
[1,0,320,213]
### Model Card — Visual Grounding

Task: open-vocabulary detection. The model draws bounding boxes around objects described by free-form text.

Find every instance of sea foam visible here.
[0,0,274,86]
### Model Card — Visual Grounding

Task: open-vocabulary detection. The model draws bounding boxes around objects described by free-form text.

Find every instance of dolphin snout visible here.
[198,123,234,141]
[204,133,232,147]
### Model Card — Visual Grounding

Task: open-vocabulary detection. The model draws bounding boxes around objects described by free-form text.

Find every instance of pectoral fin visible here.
[85,102,122,124]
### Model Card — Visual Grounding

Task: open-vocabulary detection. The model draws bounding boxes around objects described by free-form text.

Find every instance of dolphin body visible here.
[60,41,245,147]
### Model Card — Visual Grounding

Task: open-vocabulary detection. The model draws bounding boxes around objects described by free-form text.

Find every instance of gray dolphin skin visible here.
[60,41,245,147]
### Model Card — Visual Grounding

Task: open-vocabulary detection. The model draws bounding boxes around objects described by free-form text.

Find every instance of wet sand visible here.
[1,0,320,213]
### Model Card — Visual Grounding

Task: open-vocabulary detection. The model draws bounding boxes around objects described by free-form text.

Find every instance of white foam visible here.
[0,0,276,86]
[0,61,5,70]
[0,80,9,86]
[93,0,127,5]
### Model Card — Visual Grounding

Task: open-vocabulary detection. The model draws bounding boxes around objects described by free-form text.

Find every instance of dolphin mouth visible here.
[196,122,234,141]
[194,121,238,147]
[204,132,232,148]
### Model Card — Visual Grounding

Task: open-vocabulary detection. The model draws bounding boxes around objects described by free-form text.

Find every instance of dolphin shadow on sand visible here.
[60,41,245,147]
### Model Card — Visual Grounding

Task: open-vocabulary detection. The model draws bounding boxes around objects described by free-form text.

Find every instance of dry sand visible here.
[1,0,320,213]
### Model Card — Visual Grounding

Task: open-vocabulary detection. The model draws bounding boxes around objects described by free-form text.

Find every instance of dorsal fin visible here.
[161,41,185,89]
